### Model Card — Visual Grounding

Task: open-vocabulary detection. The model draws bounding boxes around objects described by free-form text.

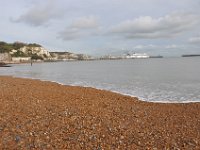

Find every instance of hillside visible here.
[0,41,41,53]
[0,41,49,60]
[0,41,92,63]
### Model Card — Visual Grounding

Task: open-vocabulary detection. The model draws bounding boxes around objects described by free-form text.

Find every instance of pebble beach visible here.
[0,76,200,149]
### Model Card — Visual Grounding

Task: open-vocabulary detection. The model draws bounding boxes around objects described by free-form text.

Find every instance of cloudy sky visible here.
[0,0,200,56]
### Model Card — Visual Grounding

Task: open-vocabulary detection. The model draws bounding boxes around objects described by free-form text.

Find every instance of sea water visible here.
[0,57,200,103]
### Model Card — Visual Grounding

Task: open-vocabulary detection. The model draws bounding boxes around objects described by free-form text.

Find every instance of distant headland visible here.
[182,54,200,57]
[0,41,92,64]
[0,41,166,64]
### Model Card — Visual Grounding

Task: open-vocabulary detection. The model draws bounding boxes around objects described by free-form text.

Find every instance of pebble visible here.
[0,76,199,149]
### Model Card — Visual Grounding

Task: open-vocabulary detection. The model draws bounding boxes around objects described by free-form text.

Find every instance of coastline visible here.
[2,57,199,103]
[2,75,198,104]
[0,76,200,149]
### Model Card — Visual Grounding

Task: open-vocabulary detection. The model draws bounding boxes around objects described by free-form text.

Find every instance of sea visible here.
[0,57,200,103]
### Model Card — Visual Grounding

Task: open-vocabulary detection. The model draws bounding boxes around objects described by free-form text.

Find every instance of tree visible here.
[13,42,26,50]
[31,54,43,60]
[11,51,27,57]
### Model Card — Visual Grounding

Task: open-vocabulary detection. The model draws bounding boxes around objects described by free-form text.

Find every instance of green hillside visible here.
[0,41,41,53]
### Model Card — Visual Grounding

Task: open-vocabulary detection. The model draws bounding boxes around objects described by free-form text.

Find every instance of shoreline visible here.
[0,76,200,149]
[1,75,198,104]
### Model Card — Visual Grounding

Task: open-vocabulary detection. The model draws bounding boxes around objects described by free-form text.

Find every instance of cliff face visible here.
[19,46,51,59]
[14,47,92,61]
[0,41,92,62]
[0,53,12,62]
[50,52,92,61]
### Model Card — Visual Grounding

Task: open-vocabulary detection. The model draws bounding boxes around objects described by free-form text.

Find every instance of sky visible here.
[0,0,200,56]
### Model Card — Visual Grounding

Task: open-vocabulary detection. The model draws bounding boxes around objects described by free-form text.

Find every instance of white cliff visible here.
[19,46,51,59]
[0,53,12,63]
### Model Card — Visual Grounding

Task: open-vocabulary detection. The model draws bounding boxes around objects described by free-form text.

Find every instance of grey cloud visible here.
[189,36,200,44]
[133,44,185,50]
[59,16,100,40]
[109,12,199,39]
[131,44,193,56]
[14,0,64,26]
[58,28,82,40]
[70,16,99,29]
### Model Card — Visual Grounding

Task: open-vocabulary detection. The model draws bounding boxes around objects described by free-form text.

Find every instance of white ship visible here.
[126,53,149,59]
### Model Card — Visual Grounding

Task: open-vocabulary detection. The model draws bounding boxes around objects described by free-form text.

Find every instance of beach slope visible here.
[0,76,199,149]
